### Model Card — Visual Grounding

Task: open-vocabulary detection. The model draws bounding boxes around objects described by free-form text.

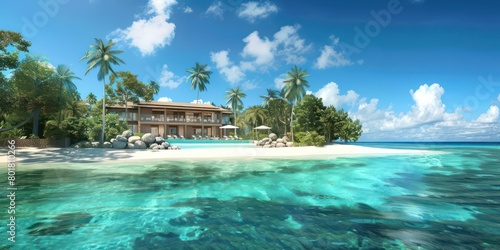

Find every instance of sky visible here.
[1,0,500,141]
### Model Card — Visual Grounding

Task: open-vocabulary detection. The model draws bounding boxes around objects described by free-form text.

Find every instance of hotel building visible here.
[106,101,233,138]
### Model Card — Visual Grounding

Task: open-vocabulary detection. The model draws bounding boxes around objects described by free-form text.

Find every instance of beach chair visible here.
[173,135,178,139]
[191,135,196,140]
[223,135,228,140]
[180,135,185,139]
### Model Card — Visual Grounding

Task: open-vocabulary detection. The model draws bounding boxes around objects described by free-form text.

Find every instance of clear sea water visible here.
[1,142,500,249]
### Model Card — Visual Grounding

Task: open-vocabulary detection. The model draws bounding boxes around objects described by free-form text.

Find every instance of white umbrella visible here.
[253,125,271,140]
[220,124,239,137]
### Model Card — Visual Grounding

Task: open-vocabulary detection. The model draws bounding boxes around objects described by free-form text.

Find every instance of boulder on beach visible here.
[110,138,116,144]
[116,135,128,142]
[152,145,160,151]
[171,145,180,150]
[286,142,294,147]
[149,143,159,149]
[127,143,136,149]
[276,138,283,143]
[161,142,169,148]
[155,137,165,144]
[122,130,133,139]
[263,144,272,148]
[103,142,112,148]
[277,142,286,148]
[134,140,147,149]
[128,136,141,143]
[269,133,278,141]
[142,133,156,145]
[112,140,127,149]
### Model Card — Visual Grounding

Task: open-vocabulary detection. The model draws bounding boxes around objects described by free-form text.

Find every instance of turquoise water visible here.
[170,143,255,149]
[1,143,500,249]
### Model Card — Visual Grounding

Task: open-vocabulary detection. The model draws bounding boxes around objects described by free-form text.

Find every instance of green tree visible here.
[147,80,160,101]
[294,94,325,133]
[259,88,281,108]
[107,71,149,122]
[81,38,125,144]
[8,56,60,136]
[88,113,128,142]
[0,30,31,71]
[282,65,310,142]
[0,30,31,126]
[54,64,80,125]
[245,106,267,127]
[186,62,211,103]
[86,92,97,106]
[320,106,339,143]
[340,117,363,143]
[225,87,246,133]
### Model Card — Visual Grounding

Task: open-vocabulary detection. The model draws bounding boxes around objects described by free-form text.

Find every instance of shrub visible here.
[294,131,326,147]
[61,117,89,144]
[43,120,66,139]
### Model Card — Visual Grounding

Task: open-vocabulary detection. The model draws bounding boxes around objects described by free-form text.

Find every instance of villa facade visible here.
[106,101,232,138]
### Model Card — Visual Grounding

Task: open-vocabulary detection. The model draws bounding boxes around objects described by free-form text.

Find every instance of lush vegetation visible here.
[0,30,362,146]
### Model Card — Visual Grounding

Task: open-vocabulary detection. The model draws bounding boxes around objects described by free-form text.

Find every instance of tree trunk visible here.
[124,95,128,123]
[101,78,106,144]
[0,112,34,132]
[57,81,63,125]
[196,90,199,104]
[290,104,294,142]
[32,108,40,136]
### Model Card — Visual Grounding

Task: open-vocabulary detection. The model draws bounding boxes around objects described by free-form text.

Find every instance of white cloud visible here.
[274,77,286,89]
[183,6,193,13]
[210,50,245,84]
[158,64,185,89]
[158,97,173,102]
[347,83,500,141]
[314,82,359,107]
[273,25,312,64]
[212,25,311,84]
[242,81,258,90]
[191,99,211,104]
[242,31,275,66]
[205,2,224,19]
[108,0,177,56]
[473,105,499,123]
[314,45,353,69]
[237,1,278,22]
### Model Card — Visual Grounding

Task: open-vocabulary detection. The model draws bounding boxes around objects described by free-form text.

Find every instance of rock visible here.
[171,145,180,150]
[142,133,156,145]
[265,141,271,145]
[152,146,160,152]
[155,137,165,144]
[112,140,127,149]
[263,144,272,148]
[149,143,159,149]
[276,138,283,143]
[110,139,116,144]
[282,135,289,141]
[103,142,112,148]
[127,143,135,149]
[134,140,147,149]
[159,145,165,150]
[122,130,133,139]
[277,142,286,148]
[283,138,288,144]
[116,135,128,142]
[286,142,294,147]
[91,142,101,148]
[128,136,141,143]
[269,133,278,141]
[262,138,271,142]
[271,141,277,145]
[161,142,169,148]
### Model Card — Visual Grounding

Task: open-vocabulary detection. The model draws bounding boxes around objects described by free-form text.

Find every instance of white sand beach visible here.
[0,144,443,165]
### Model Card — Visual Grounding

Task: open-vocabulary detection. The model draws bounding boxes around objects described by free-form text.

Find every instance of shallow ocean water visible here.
[1,143,499,249]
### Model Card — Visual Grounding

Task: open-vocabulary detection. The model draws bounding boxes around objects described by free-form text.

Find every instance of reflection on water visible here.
[1,144,499,249]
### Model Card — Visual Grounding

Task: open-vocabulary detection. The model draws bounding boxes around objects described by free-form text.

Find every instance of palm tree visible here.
[225,87,246,135]
[86,92,97,106]
[148,80,160,101]
[259,88,281,108]
[54,65,81,125]
[282,65,310,142]
[80,38,125,144]
[245,106,267,127]
[186,62,211,103]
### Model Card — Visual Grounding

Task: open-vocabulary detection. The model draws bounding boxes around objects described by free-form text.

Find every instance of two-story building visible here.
[106,101,232,138]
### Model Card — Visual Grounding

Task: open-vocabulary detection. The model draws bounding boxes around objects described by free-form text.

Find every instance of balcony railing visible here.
[140,114,165,122]
[117,113,138,121]
[165,116,220,124]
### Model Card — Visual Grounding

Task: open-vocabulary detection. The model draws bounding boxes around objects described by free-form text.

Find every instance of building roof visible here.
[107,101,232,113]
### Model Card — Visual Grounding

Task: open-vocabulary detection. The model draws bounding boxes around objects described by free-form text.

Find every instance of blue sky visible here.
[2,0,500,141]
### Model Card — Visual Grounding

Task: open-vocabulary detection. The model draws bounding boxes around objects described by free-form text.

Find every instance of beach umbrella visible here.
[253,125,271,140]
[220,124,239,137]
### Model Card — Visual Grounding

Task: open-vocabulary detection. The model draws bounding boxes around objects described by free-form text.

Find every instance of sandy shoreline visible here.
[0,144,443,165]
